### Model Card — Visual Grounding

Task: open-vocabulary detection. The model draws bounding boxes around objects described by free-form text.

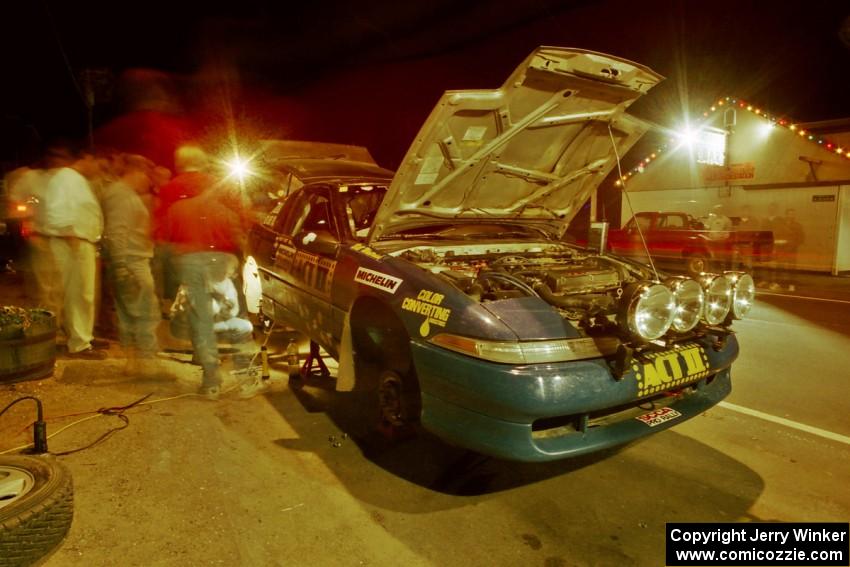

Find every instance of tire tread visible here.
[0,457,74,567]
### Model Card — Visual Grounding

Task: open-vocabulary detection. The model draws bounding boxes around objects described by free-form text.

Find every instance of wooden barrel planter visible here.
[0,307,57,384]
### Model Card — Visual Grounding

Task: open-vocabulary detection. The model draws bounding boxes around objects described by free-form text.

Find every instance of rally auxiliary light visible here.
[666,277,704,332]
[701,273,733,325]
[724,271,756,320]
[618,283,676,341]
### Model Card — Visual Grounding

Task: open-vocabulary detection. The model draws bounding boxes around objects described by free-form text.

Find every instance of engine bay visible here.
[397,243,643,324]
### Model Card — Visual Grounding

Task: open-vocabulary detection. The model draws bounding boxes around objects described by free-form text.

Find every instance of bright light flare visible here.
[758,120,776,138]
[226,156,253,182]
[675,127,698,148]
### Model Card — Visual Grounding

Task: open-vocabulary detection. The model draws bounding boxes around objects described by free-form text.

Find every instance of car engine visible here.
[398,244,643,323]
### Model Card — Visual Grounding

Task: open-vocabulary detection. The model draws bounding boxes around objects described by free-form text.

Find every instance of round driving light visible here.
[702,274,732,325]
[623,283,676,341]
[668,278,704,332]
[728,272,755,319]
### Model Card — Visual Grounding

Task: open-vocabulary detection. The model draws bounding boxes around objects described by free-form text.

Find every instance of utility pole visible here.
[78,68,113,150]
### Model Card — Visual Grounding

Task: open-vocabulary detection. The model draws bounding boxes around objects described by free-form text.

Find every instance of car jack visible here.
[300,341,331,380]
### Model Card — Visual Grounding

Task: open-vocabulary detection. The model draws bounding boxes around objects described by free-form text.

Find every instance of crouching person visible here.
[170,263,260,399]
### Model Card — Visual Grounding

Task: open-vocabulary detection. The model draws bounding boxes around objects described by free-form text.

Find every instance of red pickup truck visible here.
[607,212,774,275]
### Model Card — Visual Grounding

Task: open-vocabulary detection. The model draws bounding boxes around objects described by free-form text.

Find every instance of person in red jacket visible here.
[152,145,217,307]
[159,146,252,399]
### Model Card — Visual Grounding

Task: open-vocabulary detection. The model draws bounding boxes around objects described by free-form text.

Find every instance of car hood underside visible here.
[368,46,664,242]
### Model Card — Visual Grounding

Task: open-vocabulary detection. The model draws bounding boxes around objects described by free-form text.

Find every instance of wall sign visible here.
[812,194,836,202]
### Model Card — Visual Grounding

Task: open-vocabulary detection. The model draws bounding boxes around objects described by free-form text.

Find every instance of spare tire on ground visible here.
[0,456,73,567]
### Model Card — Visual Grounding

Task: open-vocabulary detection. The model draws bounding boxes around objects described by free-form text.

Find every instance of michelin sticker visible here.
[401,290,452,337]
[354,267,402,294]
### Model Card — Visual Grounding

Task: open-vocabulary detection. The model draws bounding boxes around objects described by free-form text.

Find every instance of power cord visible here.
[0,392,199,456]
[1,321,280,455]
[0,396,49,453]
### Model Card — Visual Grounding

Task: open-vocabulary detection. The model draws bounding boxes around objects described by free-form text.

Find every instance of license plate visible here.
[636,407,682,427]
[633,343,710,397]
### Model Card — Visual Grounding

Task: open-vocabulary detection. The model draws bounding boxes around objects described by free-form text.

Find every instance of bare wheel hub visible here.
[378,371,405,427]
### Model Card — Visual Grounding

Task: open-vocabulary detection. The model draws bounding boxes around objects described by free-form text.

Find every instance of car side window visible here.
[630,215,651,232]
[657,215,685,229]
[272,188,307,234]
[289,190,337,238]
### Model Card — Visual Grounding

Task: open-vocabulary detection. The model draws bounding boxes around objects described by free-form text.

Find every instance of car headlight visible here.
[428,334,609,364]
[620,283,676,341]
[667,278,704,332]
[702,274,732,325]
[726,272,755,319]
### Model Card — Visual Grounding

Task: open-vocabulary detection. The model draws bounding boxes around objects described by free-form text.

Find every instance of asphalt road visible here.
[2,282,848,566]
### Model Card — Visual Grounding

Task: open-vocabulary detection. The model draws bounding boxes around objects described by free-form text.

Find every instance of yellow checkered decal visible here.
[632,342,711,397]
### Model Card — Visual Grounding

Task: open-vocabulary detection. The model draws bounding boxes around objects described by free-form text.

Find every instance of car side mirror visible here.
[299,230,339,256]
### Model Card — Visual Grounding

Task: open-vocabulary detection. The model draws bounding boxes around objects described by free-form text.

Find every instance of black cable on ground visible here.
[51,393,153,456]
[1,396,49,453]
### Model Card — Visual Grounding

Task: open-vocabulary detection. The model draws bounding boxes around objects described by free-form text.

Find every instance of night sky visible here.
[2,0,849,169]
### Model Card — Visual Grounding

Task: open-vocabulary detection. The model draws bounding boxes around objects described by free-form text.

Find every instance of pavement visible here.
[1,268,849,566]
[749,268,850,302]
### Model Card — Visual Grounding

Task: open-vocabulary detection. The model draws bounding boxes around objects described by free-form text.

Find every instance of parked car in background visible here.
[248,47,754,462]
[608,211,773,275]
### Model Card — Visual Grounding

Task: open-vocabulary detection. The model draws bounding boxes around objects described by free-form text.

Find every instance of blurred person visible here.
[734,205,760,271]
[779,208,804,292]
[160,147,253,399]
[703,204,732,240]
[702,204,732,269]
[168,258,261,398]
[6,165,54,296]
[150,165,172,194]
[41,146,106,358]
[761,203,786,291]
[735,205,760,231]
[152,145,212,307]
[100,154,161,374]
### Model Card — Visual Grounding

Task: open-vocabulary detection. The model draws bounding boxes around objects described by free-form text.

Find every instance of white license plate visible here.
[635,407,682,427]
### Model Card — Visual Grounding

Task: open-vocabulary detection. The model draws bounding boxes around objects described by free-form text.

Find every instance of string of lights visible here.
[614,96,850,187]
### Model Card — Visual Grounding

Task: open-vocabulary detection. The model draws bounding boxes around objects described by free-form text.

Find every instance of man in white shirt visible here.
[41,148,106,359]
[6,166,56,308]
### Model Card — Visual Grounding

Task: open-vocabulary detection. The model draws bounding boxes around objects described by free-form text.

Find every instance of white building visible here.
[615,98,850,274]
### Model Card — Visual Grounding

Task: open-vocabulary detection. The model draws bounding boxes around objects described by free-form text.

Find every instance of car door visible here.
[271,185,341,351]
[248,200,286,267]
[653,213,688,259]
[615,214,654,257]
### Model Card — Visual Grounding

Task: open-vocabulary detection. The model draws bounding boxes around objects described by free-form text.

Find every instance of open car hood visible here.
[368,47,663,242]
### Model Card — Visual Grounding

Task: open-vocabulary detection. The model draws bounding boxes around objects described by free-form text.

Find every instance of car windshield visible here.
[342,185,387,241]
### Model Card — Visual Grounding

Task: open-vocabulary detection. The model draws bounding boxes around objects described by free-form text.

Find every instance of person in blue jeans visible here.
[98,154,161,373]
[161,145,251,399]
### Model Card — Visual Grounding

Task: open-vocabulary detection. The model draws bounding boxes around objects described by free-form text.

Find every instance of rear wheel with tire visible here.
[0,456,74,567]
[685,253,710,277]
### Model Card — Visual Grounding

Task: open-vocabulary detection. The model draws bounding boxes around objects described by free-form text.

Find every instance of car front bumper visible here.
[411,336,736,462]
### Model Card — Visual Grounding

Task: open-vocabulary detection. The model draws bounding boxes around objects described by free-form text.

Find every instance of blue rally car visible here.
[248,47,754,462]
